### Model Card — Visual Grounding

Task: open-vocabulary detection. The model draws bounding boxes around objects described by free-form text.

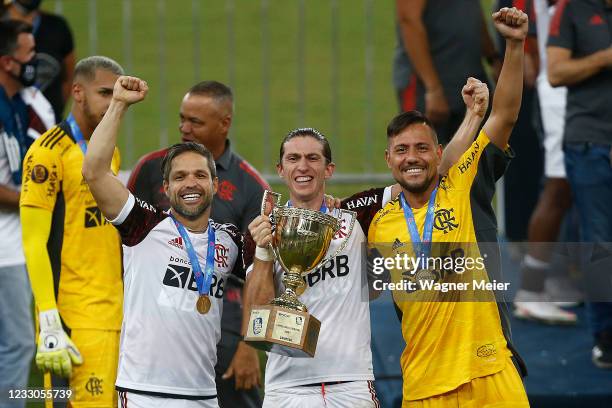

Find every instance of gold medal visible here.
[196,295,211,314]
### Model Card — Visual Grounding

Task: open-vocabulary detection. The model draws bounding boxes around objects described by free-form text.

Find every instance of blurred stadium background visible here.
[44,0,409,194]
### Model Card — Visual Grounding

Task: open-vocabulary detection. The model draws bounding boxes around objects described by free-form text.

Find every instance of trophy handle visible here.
[309,208,357,273]
[261,190,282,216]
[261,189,282,254]
[259,191,304,295]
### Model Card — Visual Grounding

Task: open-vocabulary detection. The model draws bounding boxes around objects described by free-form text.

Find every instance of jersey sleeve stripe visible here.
[42,129,65,149]
[549,0,569,37]
[41,129,62,147]
[239,160,271,190]
[40,126,61,147]
[48,132,66,149]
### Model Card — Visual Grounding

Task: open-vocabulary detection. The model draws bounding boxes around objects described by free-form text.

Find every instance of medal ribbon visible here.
[170,215,216,297]
[67,113,87,154]
[399,187,438,260]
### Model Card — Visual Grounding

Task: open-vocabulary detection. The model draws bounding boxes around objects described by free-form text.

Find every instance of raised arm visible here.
[82,76,148,220]
[483,7,528,150]
[438,77,489,175]
[396,0,449,124]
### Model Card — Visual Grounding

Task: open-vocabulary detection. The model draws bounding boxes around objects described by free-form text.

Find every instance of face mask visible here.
[14,0,42,13]
[11,56,38,87]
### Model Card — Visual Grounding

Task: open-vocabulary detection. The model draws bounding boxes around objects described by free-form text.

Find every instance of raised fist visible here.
[462,77,489,118]
[112,76,148,105]
[492,7,528,42]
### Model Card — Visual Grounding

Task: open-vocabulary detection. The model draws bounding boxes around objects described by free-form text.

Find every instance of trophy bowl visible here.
[244,191,354,357]
[272,206,340,275]
[270,206,341,310]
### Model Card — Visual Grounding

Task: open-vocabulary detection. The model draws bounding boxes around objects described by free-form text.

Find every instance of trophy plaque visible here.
[244,191,355,357]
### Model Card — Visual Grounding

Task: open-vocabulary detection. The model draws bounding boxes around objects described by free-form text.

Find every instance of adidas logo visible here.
[392,238,405,250]
[168,237,184,249]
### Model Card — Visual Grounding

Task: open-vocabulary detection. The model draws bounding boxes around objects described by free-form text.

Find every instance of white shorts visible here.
[117,391,219,408]
[537,75,567,179]
[263,380,380,408]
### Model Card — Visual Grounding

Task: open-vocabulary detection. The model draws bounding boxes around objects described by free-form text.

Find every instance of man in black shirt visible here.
[548,0,612,369]
[5,0,75,123]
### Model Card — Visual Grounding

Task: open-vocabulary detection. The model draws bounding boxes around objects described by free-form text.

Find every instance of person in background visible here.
[547,0,612,369]
[0,19,50,408]
[513,0,578,325]
[21,56,125,407]
[4,0,76,123]
[493,0,545,243]
[393,0,501,145]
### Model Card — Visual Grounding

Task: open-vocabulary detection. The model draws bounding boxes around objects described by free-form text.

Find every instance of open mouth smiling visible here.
[181,193,202,202]
[294,175,314,184]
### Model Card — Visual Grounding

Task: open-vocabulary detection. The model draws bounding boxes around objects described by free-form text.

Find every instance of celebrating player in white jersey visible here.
[83,76,247,408]
[246,128,384,408]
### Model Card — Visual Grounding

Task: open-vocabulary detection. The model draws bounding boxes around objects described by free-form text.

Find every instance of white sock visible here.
[523,254,550,270]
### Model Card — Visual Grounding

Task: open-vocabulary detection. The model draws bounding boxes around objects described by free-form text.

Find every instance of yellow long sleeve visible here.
[21,205,57,312]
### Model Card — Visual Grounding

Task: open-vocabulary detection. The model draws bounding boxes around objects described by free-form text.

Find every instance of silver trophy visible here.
[244,191,355,356]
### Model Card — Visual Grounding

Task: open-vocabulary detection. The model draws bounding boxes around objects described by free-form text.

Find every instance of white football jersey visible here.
[112,194,246,397]
[248,187,391,391]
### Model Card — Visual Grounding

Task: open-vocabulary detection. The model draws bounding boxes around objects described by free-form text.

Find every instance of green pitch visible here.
[46,1,396,181]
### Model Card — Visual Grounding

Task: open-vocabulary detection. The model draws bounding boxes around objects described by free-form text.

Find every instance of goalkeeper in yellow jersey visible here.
[20,56,124,408]
[368,7,530,407]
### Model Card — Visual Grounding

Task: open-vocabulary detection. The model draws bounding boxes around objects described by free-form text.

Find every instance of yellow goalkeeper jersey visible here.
[21,121,123,330]
[368,130,511,401]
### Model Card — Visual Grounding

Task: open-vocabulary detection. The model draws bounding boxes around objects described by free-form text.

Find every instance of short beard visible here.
[398,174,436,195]
[169,193,212,221]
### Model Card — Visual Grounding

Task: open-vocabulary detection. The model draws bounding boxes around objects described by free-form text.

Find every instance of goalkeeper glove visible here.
[36,309,83,377]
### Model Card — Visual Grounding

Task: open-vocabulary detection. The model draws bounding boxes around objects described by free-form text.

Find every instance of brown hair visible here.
[161,142,217,182]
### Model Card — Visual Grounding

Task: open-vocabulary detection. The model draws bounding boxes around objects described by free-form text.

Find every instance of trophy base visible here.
[244,304,321,357]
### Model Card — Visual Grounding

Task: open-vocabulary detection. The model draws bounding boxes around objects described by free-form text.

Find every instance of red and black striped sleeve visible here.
[341,187,387,234]
[548,0,572,47]
[113,195,168,247]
